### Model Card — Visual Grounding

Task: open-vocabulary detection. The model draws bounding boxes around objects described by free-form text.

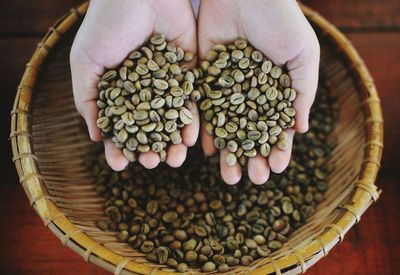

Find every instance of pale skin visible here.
[71,0,319,185]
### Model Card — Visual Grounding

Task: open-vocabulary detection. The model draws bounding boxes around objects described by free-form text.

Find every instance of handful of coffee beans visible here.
[198,39,296,167]
[88,83,336,273]
[96,34,202,163]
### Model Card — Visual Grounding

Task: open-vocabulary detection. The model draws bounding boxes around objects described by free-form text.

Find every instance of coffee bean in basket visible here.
[96,34,203,163]
[87,83,336,273]
[197,38,296,167]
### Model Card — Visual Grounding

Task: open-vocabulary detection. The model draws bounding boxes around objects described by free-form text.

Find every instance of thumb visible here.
[70,46,103,142]
[287,34,320,133]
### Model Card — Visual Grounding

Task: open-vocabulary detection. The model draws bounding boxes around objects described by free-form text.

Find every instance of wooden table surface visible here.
[0,1,399,274]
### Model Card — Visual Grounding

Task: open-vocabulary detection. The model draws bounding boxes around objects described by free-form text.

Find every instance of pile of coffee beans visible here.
[198,39,296,167]
[96,34,202,162]
[87,83,336,273]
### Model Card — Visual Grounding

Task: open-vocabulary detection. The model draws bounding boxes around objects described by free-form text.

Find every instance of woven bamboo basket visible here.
[10,2,383,274]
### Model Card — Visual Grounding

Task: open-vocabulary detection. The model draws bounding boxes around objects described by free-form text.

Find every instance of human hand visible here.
[70,0,198,171]
[198,0,320,184]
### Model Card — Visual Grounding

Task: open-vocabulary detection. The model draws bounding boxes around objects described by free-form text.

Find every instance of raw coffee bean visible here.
[137,131,148,144]
[179,108,193,125]
[202,261,216,272]
[284,88,297,101]
[226,256,239,266]
[134,110,149,120]
[279,74,291,87]
[266,87,278,101]
[162,211,178,223]
[112,106,127,116]
[247,130,261,141]
[261,60,272,73]
[277,139,289,150]
[151,142,164,153]
[233,70,245,83]
[270,66,283,79]
[96,220,109,231]
[215,58,228,69]
[230,93,245,105]
[260,143,271,157]
[268,240,283,250]
[105,206,121,223]
[226,153,237,167]
[142,123,157,133]
[135,64,149,75]
[150,33,165,45]
[170,131,182,144]
[241,255,253,266]
[244,148,257,158]
[226,122,239,133]
[170,64,182,75]
[218,76,235,88]
[215,128,228,138]
[269,126,282,136]
[183,239,197,251]
[156,246,169,264]
[165,109,179,120]
[217,113,226,127]
[170,87,184,97]
[146,200,159,215]
[205,212,216,226]
[153,79,168,90]
[242,139,255,150]
[185,251,198,262]
[101,70,117,81]
[232,49,244,60]
[238,58,250,69]
[214,137,226,149]
[257,246,270,257]
[97,117,110,129]
[138,144,150,153]
[176,263,188,273]
[174,230,188,241]
[167,258,178,268]
[284,107,296,117]
[234,38,248,49]
[141,241,155,253]
[227,140,238,152]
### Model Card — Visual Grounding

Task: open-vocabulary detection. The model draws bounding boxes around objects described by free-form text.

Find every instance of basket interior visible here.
[30,24,366,273]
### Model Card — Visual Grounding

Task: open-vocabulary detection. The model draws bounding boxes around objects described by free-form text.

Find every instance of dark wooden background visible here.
[0,1,399,274]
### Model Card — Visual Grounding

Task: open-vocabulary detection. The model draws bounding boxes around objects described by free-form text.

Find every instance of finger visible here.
[220,150,242,185]
[70,48,103,142]
[248,154,270,185]
[138,151,160,169]
[268,129,295,173]
[79,101,102,142]
[197,1,239,59]
[182,103,199,147]
[166,143,188,168]
[287,36,320,133]
[201,123,217,156]
[152,0,197,63]
[104,139,129,171]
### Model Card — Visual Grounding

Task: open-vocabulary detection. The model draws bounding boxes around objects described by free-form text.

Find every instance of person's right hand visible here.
[70,0,198,171]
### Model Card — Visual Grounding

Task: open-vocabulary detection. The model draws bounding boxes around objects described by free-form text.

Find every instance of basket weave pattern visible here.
[10,2,383,274]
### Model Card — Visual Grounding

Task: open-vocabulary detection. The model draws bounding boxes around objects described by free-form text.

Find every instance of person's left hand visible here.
[198,0,320,184]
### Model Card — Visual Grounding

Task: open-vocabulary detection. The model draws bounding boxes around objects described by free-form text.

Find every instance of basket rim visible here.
[10,2,383,274]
